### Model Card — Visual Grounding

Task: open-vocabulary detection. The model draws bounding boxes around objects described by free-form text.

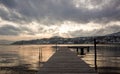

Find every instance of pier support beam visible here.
[80,48,84,55]
[87,47,90,52]
[76,48,79,54]
[68,46,90,55]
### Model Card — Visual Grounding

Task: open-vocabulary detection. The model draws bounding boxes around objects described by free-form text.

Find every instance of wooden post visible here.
[39,48,40,62]
[76,48,79,54]
[56,43,57,51]
[80,48,84,55]
[39,48,42,63]
[94,39,97,71]
[41,48,42,62]
[87,47,90,52]
[39,48,41,67]
[56,42,58,52]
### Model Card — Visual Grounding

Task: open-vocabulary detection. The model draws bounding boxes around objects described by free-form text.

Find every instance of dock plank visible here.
[37,47,98,74]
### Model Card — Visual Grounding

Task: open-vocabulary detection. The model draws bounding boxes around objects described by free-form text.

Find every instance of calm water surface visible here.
[80,44,120,74]
[0,44,120,74]
[0,45,56,74]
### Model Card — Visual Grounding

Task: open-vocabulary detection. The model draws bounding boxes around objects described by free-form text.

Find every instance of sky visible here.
[0,0,120,41]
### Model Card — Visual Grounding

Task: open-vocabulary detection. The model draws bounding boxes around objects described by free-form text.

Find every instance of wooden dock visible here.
[37,47,98,74]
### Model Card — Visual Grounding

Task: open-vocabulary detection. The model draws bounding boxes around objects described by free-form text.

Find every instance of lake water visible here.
[83,44,120,74]
[0,44,120,74]
[0,45,56,74]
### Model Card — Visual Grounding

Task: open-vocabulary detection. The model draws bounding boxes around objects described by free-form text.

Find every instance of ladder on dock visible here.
[37,47,98,74]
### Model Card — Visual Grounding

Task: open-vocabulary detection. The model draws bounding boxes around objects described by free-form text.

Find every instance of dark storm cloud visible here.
[0,25,21,35]
[0,25,35,36]
[0,0,120,37]
[0,6,28,24]
[0,0,120,24]
[70,25,120,37]
[69,30,93,37]
[0,8,9,20]
[0,0,16,8]
[95,25,120,35]
[92,0,120,23]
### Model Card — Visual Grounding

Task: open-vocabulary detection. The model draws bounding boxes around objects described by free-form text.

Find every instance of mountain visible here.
[50,36,63,39]
[106,31,120,36]
[93,31,120,43]
[0,40,13,45]
[11,32,120,45]
[11,36,95,45]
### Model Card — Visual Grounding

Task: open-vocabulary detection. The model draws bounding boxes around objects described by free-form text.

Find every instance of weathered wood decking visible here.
[37,47,98,74]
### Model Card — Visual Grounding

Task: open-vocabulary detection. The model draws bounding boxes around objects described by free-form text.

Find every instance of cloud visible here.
[0,0,120,39]
[0,25,21,35]
[0,25,36,36]
[0,0,120,24]
[0,0,17,8]
[0,5,27,24]
[95,24,120,35]
[69,24,120,37]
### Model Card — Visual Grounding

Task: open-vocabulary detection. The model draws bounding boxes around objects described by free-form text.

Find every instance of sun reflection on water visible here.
[0,45,56,74]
